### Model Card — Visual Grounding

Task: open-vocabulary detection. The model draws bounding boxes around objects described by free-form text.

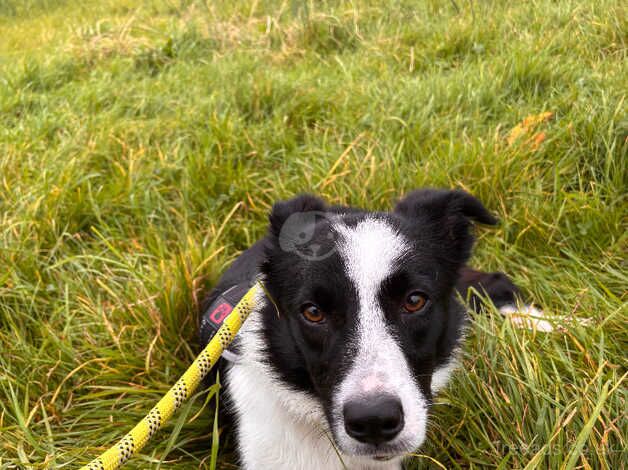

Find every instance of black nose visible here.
[343,395,404,445]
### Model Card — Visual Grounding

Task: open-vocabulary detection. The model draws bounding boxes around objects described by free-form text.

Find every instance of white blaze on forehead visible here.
[332,218,428,454]
[334,218,409,299]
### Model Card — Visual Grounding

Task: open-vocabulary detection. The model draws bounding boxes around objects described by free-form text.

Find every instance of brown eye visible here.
[404,291,428,313]
[301,303,325,323]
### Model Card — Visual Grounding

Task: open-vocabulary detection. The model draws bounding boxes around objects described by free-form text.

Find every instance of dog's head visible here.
[259,189,496,461]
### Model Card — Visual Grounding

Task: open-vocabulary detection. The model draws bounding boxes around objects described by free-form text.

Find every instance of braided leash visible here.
[81,283,261,470]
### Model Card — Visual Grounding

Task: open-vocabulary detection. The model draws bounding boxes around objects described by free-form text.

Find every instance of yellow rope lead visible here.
[81,283,261,470]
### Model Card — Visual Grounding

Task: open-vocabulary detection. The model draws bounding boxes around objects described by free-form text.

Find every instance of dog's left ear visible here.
[394,188,497,226]
[394,188,497,265]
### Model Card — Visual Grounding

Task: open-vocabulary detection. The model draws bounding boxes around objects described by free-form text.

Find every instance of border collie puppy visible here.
[200,189,520,469]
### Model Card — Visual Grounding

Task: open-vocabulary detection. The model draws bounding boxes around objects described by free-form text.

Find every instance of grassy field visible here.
[1,0,626,468]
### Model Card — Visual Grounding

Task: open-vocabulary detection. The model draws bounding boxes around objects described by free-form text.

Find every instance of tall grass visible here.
[0,0,625,468]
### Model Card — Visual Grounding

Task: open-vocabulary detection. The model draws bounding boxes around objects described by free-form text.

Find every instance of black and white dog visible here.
[200,189,520,469]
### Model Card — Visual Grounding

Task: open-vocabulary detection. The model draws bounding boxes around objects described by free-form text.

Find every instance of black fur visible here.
[199,189,520,456]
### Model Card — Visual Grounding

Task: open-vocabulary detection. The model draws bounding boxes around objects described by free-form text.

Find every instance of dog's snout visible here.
[343,395,404,445]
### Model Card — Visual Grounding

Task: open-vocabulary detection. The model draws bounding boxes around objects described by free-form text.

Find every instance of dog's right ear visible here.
[268,193,327,237]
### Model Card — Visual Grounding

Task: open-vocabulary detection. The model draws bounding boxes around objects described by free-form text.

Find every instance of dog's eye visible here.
[403,291,428,313]
[301,303,325,323]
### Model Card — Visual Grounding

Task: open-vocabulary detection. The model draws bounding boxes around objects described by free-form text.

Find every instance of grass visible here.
[0,0,626,468]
